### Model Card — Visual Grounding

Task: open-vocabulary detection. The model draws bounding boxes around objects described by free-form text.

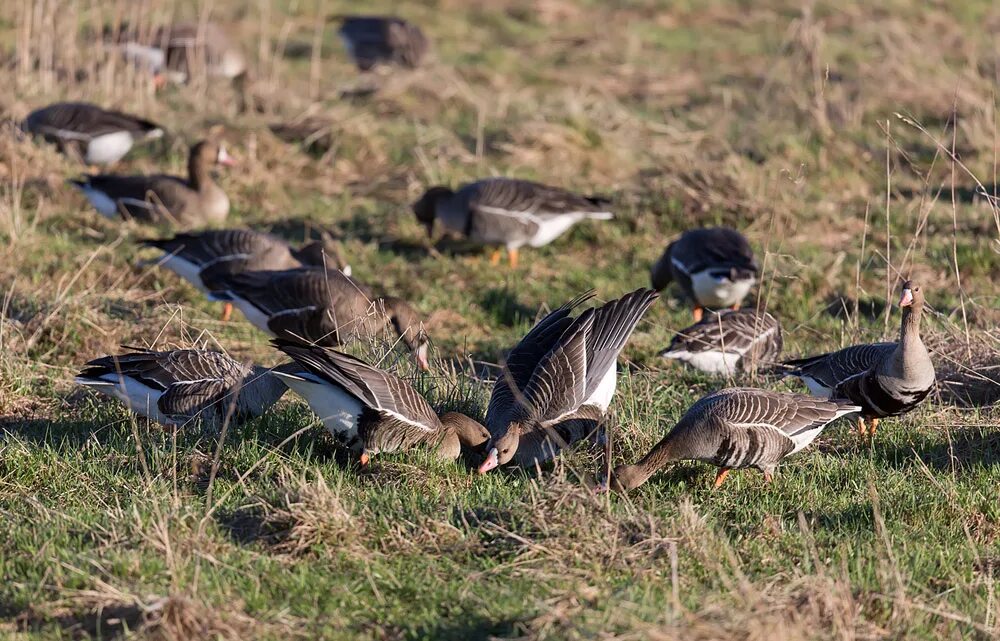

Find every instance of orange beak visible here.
[477,447,499,474]
[359,452,370,466]
[899,288,914,307]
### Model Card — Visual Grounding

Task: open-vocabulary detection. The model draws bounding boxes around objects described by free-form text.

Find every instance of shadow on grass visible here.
[479,287,536,328]
[2,601,144,640]
[883,426,1000,473]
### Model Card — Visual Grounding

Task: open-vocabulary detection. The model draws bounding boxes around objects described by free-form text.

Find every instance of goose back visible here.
[661,309,782,375]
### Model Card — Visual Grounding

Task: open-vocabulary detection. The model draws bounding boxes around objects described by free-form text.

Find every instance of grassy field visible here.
[2,0,1000,639]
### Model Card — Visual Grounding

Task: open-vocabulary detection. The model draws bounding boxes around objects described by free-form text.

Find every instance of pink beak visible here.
[477,448,499,474]
[218,146,237,167]
[899,288,914,307]
[415,344,429,371]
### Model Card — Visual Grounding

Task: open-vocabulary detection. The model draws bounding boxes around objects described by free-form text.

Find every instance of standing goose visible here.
[781,280,935,436]
[651,227,758,322]
[23,102,163,166]
[412,178,614,268]
[75,348,289,428]
[271,339,489,463]
[478,288,658,473]
[659,308,782,375]
[139,229,351,320]
[334,16,429,71]
[208,268,430,370]
[606,388,860,491]
[69,138,234,228]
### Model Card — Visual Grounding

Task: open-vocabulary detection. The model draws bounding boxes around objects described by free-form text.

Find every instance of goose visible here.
[605,388,860,491]
[139,229,351,320]
[659,308,782,375]
[334,16,428,71]
[650,227,758,321]
[780,280,935,436]
[23,102,163,165]
[478,288,658,473]
[208,268,430,370]
[69,138,234,228]
[75,348,289,428]
[271,339,489,463]
[412,178,614,268]
[112,22,247,86]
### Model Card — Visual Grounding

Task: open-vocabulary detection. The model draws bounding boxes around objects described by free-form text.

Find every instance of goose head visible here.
[899,280,923,308]
[477,423,523,474]
[436,412,491,460]
[411,186,454,236]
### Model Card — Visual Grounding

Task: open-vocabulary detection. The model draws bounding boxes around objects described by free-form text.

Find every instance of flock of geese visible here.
[20,16,937,490]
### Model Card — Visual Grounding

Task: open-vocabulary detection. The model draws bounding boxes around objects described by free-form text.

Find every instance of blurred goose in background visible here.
[110,22,247,87]
[412,178,614,268]
[651,227,758,321]
[334,15,428,71]
[208,268,430,370]
[75,348,289,428]
[272,339,489,464]
[478,288,658,474]
[69,138,234,228]
[780,280,934,436]
[140,229,351,320]
[605,388,860,491]
[23,102,163,165]
[659,308,782,375]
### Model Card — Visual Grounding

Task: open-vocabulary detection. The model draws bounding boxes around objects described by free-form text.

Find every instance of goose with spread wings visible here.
[478,288,658,473]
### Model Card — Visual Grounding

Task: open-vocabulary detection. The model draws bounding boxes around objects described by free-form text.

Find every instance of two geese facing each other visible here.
[76,281,935,489]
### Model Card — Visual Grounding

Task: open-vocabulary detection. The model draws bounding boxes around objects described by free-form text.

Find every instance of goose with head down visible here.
[334,15,429,71]
[651,227,758,322]
[659,308,782,375]
[412,178,614,268]
[208,268,429,370]
[605,388,859,491]
[24,102,163,166]
[271,339,489,464]
[69,137,235,228]
[74,348,289,428]
[140,229,351,320]
[781,280,934,437]
[478,288,658,473]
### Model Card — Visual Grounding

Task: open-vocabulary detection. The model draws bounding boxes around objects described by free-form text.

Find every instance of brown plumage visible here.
[659,308,782,375]
[24,102,163,165]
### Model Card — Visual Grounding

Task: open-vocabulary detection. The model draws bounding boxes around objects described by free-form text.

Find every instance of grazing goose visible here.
[651,227,758,321]
[75,348,289,428]
[208,268,430,370]
[113,22,248,85]
[412,178,614,268]
[23,102,163,165]
[605,388,860,491]
[335,16,429,70]
[781,280,934,436]
[140,229,351,320]
[478,288,658,473]
[69,138,234,228]
[659,308,782,375]
[272,339,489,463]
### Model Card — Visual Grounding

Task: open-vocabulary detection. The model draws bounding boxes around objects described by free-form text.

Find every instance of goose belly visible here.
[663,349,742,375]
[85,131,135,165]
[227,297,276,335]
[527,214,585,247]
[689,271,754,308]
[279,373,362,444]
[157,255,208,292]
[76,185,119,218]
[77,376,172,424]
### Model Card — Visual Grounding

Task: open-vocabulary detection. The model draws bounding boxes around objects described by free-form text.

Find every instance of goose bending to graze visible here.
[272,339,488,463]
[660,309,782,375]
[140,229,351,320]
[24,102,163,165]
[334,16,428,70]
[208,268,430,370]
[781,280,934,436]
[412,178,614,268]
[112,22,247,85]
[69,138,234,228]
[606,388,860,491]
[75,348,289,428]
[478,288,658,473]
[651,227,758,322]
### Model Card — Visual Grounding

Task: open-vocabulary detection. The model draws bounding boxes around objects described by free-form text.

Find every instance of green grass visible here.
[2,0,1000,639]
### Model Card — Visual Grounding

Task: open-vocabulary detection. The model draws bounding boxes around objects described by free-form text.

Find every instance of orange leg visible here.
[730,303,740,311]
[868,418,880,437]
[713,467,731,489]
[359,451,370,466]
[221,302,233,322]
[857,417,868,437]
[489,249,503,266]
[692,306,704,323]
[763,470,774,483]
[508,247,519,269]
